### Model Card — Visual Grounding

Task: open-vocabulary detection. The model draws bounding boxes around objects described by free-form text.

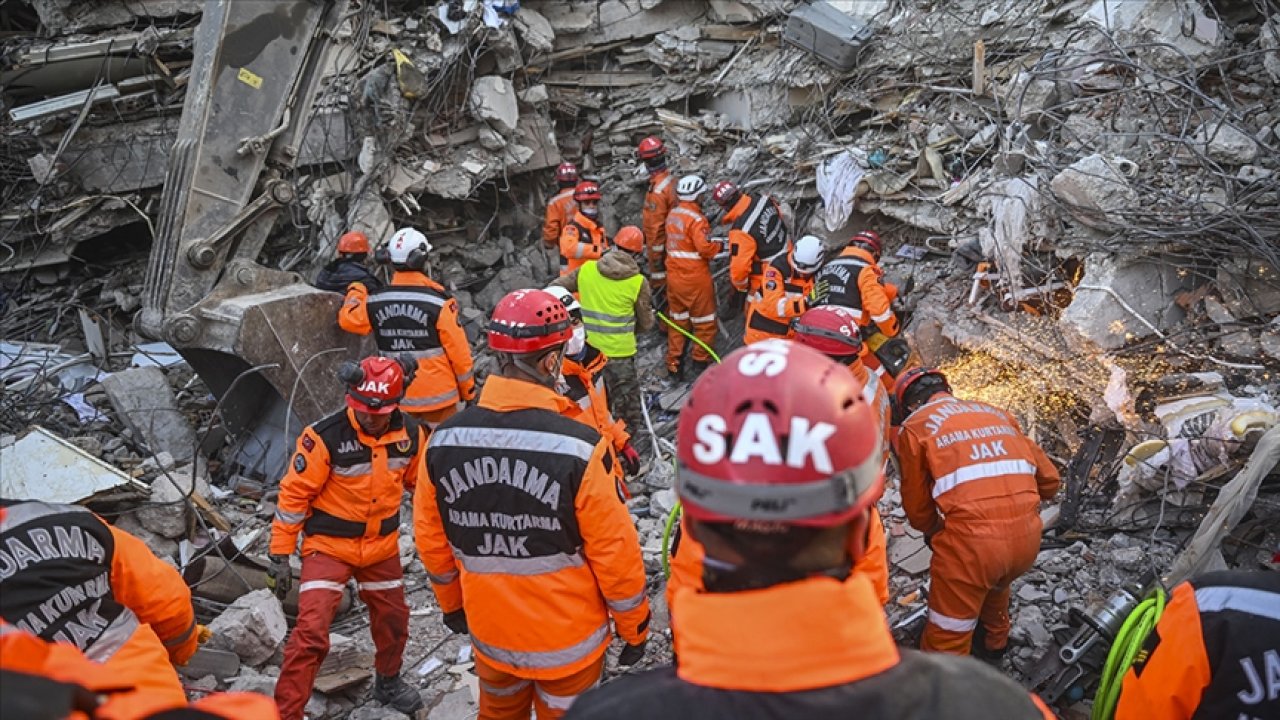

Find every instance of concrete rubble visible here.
[2,0,1278,718]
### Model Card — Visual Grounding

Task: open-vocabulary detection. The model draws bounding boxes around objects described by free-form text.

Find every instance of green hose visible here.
[1091,588,1167,720]
[653,310,721,577]
[657,311,722,364]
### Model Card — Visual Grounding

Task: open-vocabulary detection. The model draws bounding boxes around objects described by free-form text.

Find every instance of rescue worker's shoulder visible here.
[883,649,1053,718]
[308,410,352,448]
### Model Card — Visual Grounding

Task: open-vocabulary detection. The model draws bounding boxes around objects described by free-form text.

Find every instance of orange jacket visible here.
[665,201,719,286]
[850,359,893,470]
[543,189,576,248]
[570,574,1054,720]
[562,348,630,455]
[814,246,900,337]
[339,271,476,413]
[894,395,1060,538]
[558,212,608,276]
[666,506,890,618]
[1115,570,1280,720]
[270,408,425,566]
[643,170,677,283]
[0,622,280,720]
[414,375,650,679]
[723,193,788,295]
[744,256,814,344]
[0,501,200,718]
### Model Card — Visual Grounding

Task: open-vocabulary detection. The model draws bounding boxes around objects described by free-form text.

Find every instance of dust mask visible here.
[567,325,586,357]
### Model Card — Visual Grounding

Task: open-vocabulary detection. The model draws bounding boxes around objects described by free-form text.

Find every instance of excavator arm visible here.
[137,0,357,462]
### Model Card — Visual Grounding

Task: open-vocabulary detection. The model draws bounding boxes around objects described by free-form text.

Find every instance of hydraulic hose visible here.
[1091,587,1167,720]
[654,311,722,576]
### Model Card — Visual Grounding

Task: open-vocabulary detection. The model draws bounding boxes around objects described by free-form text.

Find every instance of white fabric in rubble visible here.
[816,150,866,233]
[1168,425,1280,585]
[977,176,1040,292]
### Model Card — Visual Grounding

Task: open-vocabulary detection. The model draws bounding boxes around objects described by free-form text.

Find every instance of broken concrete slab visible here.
[101,366,197,462]
[469,76,519,136]
[0,426,143,503]
[887,528,933,575]
[207,588,289,666]
[428,687,476,720]
[1049,154,1139,230]
[138,462,212,538]
[1061,254,1192,350]
[514,6,556,55]
[1196,121,1259,165]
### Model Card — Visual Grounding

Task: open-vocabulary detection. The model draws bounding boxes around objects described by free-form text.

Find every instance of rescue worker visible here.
[414,289,650,720]
[1114,570,1280,720]
[792,305,893,469]
[892,367,1061,658]
[664,175,722,378]
[339,226,476,428]
[811,230,899,337]
[269,357,426,720]
[742,234,825,345]
[315,231,382,293]
[0,499,201,719]
[566,341,1054,720]
[638,136,677,292]
[551,225,655,447]
[711,180,787,300]
[1,621,280,720]
[543,162,579,249]
[543,285,643,480]
[558,181,608,276]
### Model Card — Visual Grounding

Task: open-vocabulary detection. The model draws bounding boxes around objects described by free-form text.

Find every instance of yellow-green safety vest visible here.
[579,260,643,358]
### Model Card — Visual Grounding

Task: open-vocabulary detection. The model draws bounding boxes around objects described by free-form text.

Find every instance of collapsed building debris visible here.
[2,0,1278,718]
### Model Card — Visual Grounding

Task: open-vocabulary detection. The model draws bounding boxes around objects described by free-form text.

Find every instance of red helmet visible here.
[573,181,602,203]
[676,340,883,528]
[851,230,882,258]
[792,306,864,358]
[636,136,666,161]
[488,289,574,353]
[614,225,644,254]
[893,367,949,411]
[341,356,405,415]
[337,231,370,255]
[711,180,741,209]
[555,162,579,185]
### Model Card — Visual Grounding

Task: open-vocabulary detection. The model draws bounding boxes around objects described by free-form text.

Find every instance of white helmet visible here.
[387,227,432,265]
[676,174,707,201]
[792,235,827,274]
[543,285,581,316]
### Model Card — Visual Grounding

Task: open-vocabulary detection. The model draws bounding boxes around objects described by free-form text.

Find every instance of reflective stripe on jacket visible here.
[1116,570,1280,720]
[567,575,1054,720]
[744,256,813,343]
[643,172,677,281]
[559,213,608,276]
[0,500,199,668]
[664,203,717,282]
[894,395,1060,537]
[270,409,425,566]
[725,193,787,294]
[414,376,650,680]
[579,260,643,358]
[812,246,900,337]
[543,189,577,248]
[338,271,477,411]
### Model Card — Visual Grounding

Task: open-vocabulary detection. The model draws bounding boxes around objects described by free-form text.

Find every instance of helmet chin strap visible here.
[512,348,563,389]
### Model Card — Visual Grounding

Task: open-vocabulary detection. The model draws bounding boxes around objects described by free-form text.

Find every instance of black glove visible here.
[617,641,646,667]
[266,554,292,600]
[443,609,469,635]
[0,670,102,720]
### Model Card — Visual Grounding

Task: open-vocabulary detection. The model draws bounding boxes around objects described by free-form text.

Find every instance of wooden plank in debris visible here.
[699,25,761,42]
[191,493,231,533]
[539,40,631,64]
[314,653,375,694]
[544,71,654,88]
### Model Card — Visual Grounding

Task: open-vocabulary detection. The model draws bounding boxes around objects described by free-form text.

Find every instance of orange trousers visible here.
[665,277,717,370]
[474,653,604,720]
[922,520,1041,655]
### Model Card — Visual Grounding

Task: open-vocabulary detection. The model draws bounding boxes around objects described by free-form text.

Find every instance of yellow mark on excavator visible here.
[237,67,263,89]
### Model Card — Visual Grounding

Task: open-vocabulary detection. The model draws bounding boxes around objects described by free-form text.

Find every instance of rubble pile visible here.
[2,0,1278,718]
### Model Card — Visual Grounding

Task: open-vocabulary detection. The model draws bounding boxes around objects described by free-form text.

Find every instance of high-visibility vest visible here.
[578,260,643,358]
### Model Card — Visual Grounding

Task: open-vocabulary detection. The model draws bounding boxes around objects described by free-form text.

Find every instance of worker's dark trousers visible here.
[602,356,643,452]
[275,552,409,720]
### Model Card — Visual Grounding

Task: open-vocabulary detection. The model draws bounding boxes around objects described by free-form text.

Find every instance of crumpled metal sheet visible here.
[0,427,141,504]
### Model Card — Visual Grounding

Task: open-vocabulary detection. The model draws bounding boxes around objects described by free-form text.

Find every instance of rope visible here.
[1091,587,1167,720]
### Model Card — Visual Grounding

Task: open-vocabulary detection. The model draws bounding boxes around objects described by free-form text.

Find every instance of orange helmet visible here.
[614,226,644,254]
[337,231,370,255]
[340,356,406,415]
